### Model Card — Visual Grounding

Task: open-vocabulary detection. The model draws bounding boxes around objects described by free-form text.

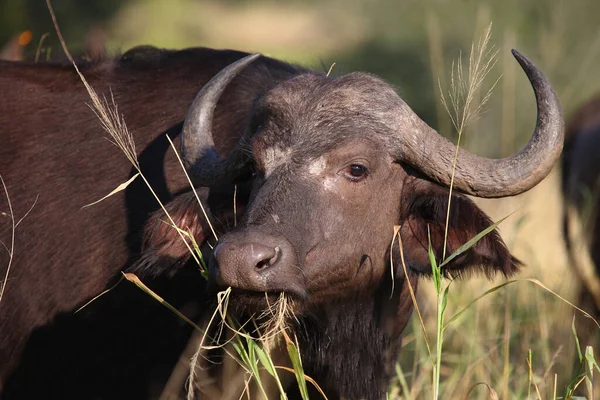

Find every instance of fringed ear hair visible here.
[134,189,210,276]
[397,180,520,279]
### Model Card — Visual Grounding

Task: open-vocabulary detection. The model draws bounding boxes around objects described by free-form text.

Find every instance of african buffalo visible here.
[0,46,562,399]
[562,95,600,347]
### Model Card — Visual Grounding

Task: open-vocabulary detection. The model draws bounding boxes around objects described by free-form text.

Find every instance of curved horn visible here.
[398,49,564,198]
[181,53,261,185]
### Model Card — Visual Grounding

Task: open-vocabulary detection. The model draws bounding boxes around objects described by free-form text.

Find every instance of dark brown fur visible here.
[1,46,519,399]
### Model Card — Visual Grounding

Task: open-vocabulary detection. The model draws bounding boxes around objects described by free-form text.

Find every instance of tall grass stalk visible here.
[438,22,499,261]
[0,176,38,306]
[389,24,503,399]
[393,226,431,358]
[45,0,208,270]
[165,135,218,241]
[0,176,15,306]
[425,22,500,399]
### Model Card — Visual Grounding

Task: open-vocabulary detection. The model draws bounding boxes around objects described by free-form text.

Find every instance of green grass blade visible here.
[440,214,511,268]
[235,337,271,399]
[248,337,257,367]
[585,346,600,374]
[394,363,411,399]
[444,280,516,329]
[445,277,600,330]
[231,338,251,368]
[285,335,310,400]
[428,227,441,294]
[255,345,289,399]
[172,225,208,278]
[572,316,584,363]
[255,345,277,377]
[527,349,533,399]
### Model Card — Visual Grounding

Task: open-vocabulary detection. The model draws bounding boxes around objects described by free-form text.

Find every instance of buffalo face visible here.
[206,73,451,313]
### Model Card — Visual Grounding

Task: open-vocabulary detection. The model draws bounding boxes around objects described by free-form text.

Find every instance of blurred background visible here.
[3,0,600,141]
[3,0,600,397]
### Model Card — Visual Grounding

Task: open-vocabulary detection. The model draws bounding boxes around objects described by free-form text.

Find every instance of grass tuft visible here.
[438,22,499,136]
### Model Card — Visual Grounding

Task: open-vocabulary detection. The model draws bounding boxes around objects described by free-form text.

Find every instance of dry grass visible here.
[0,176,15,305]
[438,23,499,136]
[0,176,38,306]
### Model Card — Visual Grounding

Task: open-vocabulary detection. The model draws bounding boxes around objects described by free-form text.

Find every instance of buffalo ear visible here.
[133,189,211,277]
[397,180,520,279]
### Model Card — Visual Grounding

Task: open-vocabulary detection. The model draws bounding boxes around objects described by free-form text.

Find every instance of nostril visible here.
[255,245,281,270]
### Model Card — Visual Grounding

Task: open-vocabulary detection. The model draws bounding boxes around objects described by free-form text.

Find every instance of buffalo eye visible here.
[234,162,258,182]
[344,164,369,182]
[249,163,258,178]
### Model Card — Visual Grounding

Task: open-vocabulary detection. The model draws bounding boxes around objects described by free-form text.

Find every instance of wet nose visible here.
[213,242,283,289]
